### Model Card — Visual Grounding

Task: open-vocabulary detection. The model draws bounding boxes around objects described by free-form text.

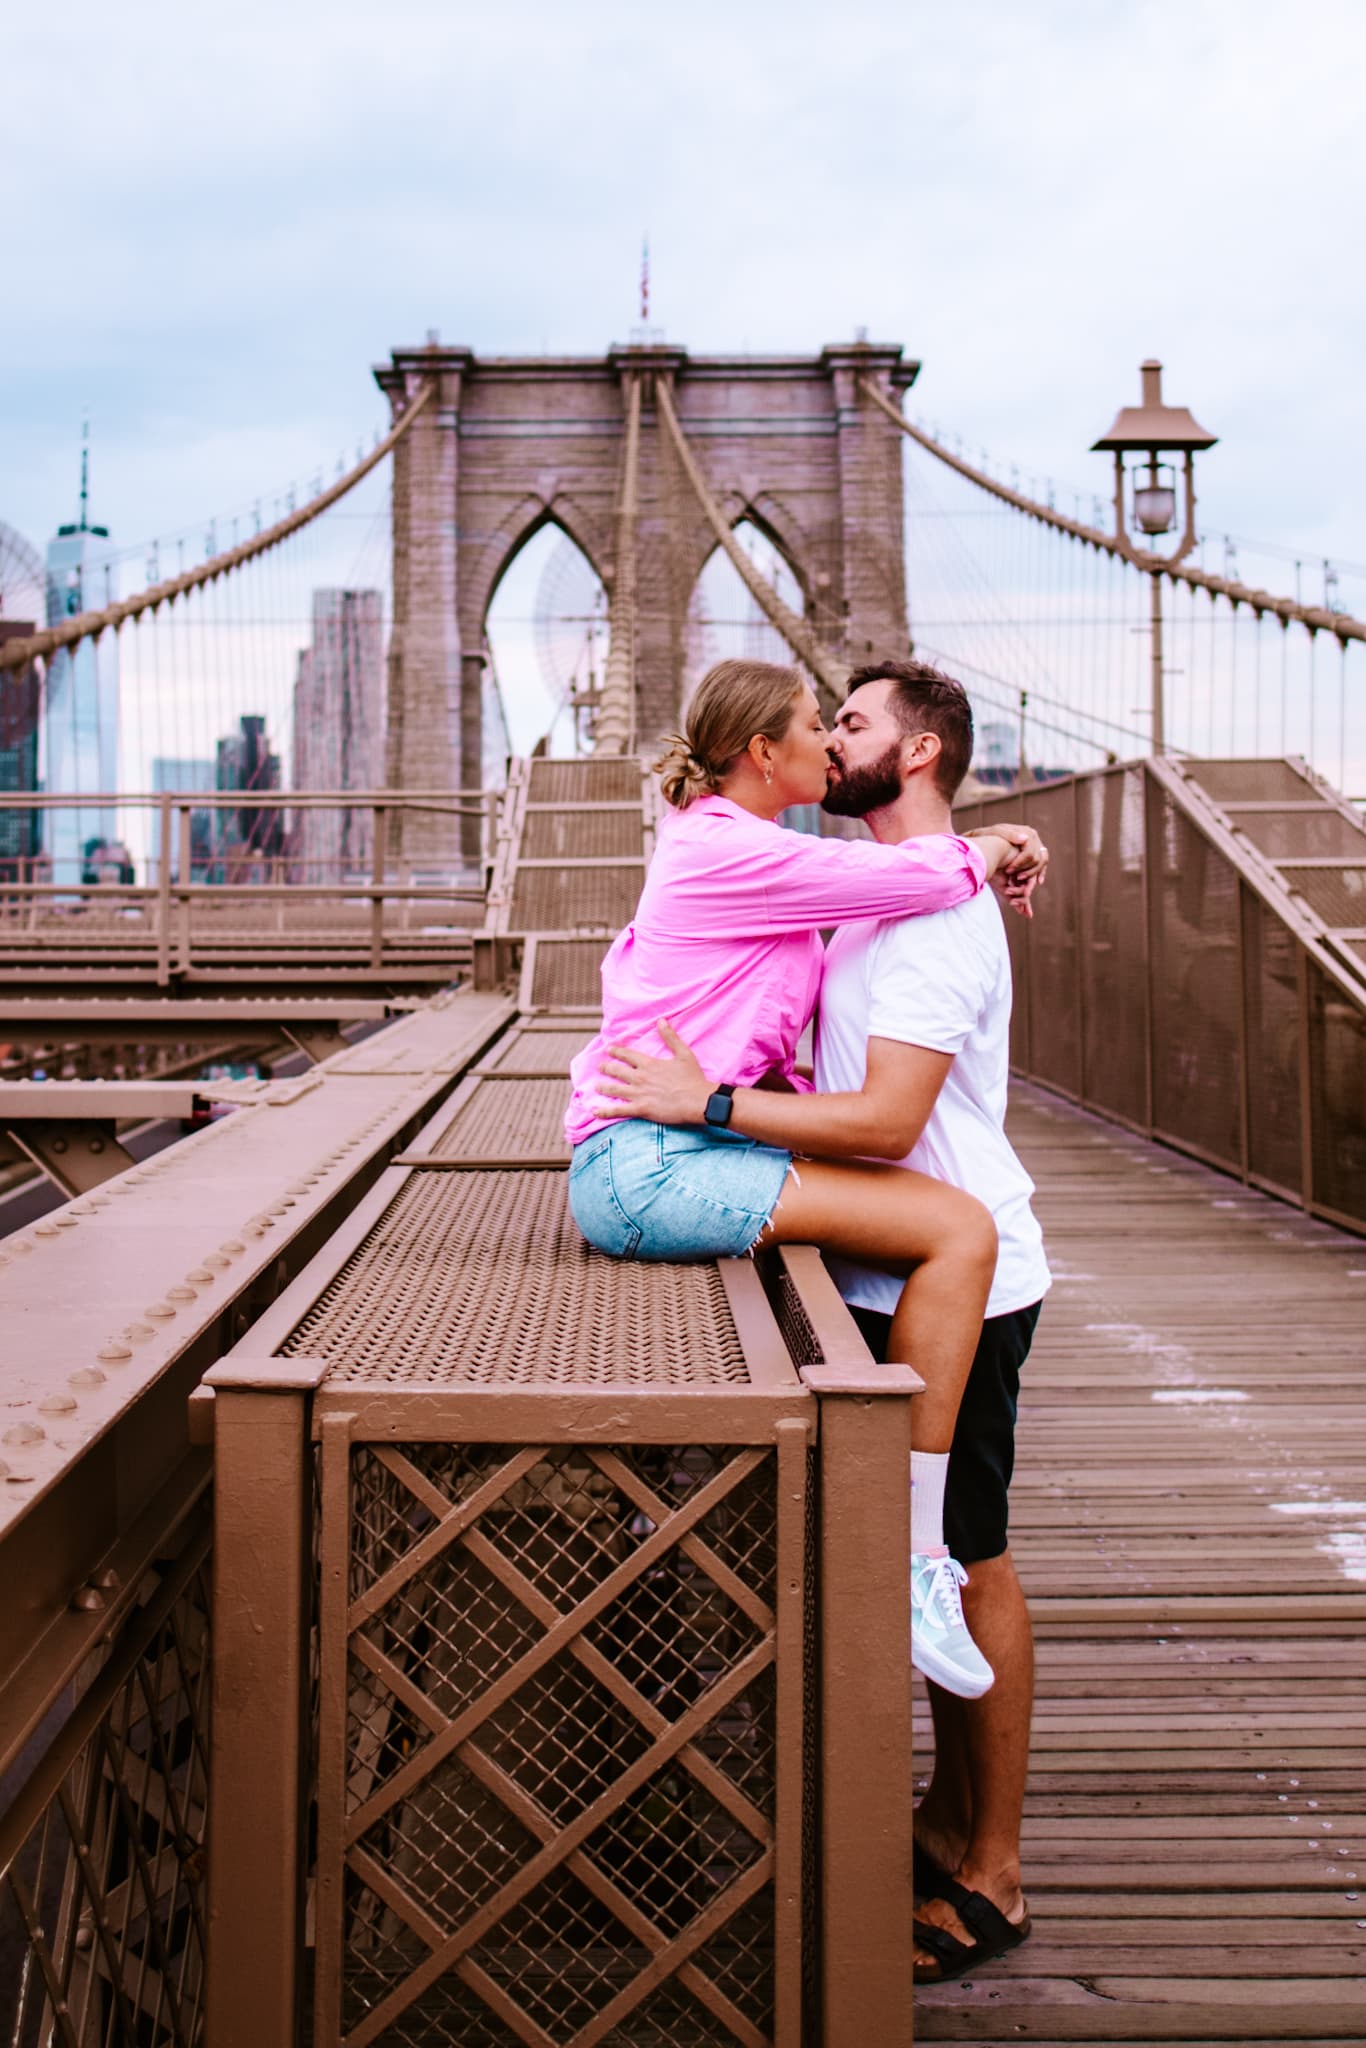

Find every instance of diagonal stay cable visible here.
[0,383,435,673]
[861,377,1366,647]
[654,377,845,699]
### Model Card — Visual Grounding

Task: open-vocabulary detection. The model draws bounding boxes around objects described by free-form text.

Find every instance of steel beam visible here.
[1,1120,136,1196]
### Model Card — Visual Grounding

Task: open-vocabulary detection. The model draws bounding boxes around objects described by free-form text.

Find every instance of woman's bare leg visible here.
[759,1159,996,1451]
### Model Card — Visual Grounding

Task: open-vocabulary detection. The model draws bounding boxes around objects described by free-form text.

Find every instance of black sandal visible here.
[913,1874,1031,1984]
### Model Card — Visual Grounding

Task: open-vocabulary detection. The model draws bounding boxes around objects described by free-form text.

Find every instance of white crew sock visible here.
[910,1451,950,1555]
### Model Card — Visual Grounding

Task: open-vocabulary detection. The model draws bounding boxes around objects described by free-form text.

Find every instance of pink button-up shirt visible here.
[565,797,987,1145]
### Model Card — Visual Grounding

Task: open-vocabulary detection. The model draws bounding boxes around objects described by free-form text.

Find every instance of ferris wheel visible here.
[532,530,609,750]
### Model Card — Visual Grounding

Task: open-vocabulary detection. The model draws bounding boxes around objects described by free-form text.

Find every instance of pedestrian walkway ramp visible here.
[917,1084,1366,2046]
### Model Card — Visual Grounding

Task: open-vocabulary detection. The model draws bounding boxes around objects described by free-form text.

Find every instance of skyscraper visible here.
[151,757,216,881]
[0,623,41,879]
[43,431,119,884]
[214,715,283,881]
[291,589,384,877]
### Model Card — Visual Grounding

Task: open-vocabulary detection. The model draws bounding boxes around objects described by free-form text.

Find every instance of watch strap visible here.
[703,1083,736,1128]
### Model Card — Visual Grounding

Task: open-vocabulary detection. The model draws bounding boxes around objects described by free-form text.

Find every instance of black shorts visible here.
[848,1300,1043,1565]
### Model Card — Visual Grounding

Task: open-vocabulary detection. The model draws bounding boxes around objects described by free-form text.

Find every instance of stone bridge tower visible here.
[376,340,916,858]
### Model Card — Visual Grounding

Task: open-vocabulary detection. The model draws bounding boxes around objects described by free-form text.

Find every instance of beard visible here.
[822,738,904,817]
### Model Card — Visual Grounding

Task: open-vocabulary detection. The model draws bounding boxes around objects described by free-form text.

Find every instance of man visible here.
[594,656,1048,1981]
[819,657,1049,1984]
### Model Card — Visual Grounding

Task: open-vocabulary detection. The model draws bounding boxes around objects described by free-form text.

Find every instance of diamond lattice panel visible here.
[281,1172,750,1384]
[331,1442,779,2046]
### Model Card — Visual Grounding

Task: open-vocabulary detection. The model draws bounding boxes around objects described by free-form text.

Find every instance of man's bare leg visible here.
[913,1549,1033,1962]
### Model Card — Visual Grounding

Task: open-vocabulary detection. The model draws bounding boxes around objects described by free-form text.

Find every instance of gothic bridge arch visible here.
[377,341,916,846]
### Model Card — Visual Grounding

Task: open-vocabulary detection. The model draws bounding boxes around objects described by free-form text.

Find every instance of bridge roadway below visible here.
[918,1083,1366,2046]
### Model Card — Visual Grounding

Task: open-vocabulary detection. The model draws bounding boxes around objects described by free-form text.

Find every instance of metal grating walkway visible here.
[917,1081,1366,2046]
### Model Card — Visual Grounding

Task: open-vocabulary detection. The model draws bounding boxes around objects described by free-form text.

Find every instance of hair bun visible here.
[652,733,714,809]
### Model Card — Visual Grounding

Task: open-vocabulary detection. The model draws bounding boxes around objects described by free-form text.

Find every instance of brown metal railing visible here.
[955,754,1366,1235]
[0,791,504,985]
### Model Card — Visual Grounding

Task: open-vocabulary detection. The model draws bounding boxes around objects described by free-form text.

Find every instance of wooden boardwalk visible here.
[916,1083,1366,2045]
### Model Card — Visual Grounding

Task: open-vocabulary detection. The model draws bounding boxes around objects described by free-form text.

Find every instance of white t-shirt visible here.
[814,885,1051,1321]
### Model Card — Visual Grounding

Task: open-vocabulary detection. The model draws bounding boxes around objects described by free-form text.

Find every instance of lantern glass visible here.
[1134,482,1176,536]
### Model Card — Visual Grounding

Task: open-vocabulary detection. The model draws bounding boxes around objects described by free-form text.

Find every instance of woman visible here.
[565,658,1042,1698]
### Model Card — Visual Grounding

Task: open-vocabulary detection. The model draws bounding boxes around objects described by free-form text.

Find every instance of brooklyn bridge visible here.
[0,337,1362,2048]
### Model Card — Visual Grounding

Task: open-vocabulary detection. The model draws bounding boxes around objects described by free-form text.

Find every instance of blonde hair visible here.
[653,658,806,809]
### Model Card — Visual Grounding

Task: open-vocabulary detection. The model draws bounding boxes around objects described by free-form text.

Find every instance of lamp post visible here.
[1092,361,1218,754]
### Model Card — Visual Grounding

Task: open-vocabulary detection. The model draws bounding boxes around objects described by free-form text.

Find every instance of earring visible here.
[764,767,773,786]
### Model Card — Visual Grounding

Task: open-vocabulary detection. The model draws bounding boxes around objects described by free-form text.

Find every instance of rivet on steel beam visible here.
[71,1585,106,1612]
[145,1302,176,1319]
[39,1393,78,1415]
[220,1240,245,1256]
[98,1343,134,1364]
[55,1215,79,1229]
[166,1285,197,1303]
[35,1224,58,1239]
[5,1471,34,1485]
[123,1323,154,1341]
[186,1267,215,1284]
[91,1567,120,1590]
[9,1240,33,1255]
[267,1201,293,1216]
[5,1421,46,1444]
[287,1183,311,1196]
[68,1368,106,1389]
[202,1254,231,1272]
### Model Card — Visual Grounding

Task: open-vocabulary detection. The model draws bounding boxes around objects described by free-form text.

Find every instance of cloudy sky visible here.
[5,0,1364,595]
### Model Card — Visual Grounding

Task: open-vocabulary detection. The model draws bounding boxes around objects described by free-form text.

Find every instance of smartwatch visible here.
[703,1083,736,1129]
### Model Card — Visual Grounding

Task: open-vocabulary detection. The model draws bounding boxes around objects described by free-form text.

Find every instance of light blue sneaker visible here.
[911,1550,995,1699]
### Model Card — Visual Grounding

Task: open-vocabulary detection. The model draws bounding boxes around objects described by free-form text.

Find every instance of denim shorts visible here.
[568,1119,794,1261]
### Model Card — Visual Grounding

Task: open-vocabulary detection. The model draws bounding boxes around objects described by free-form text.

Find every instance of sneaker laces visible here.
[916,1554,970,1632]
